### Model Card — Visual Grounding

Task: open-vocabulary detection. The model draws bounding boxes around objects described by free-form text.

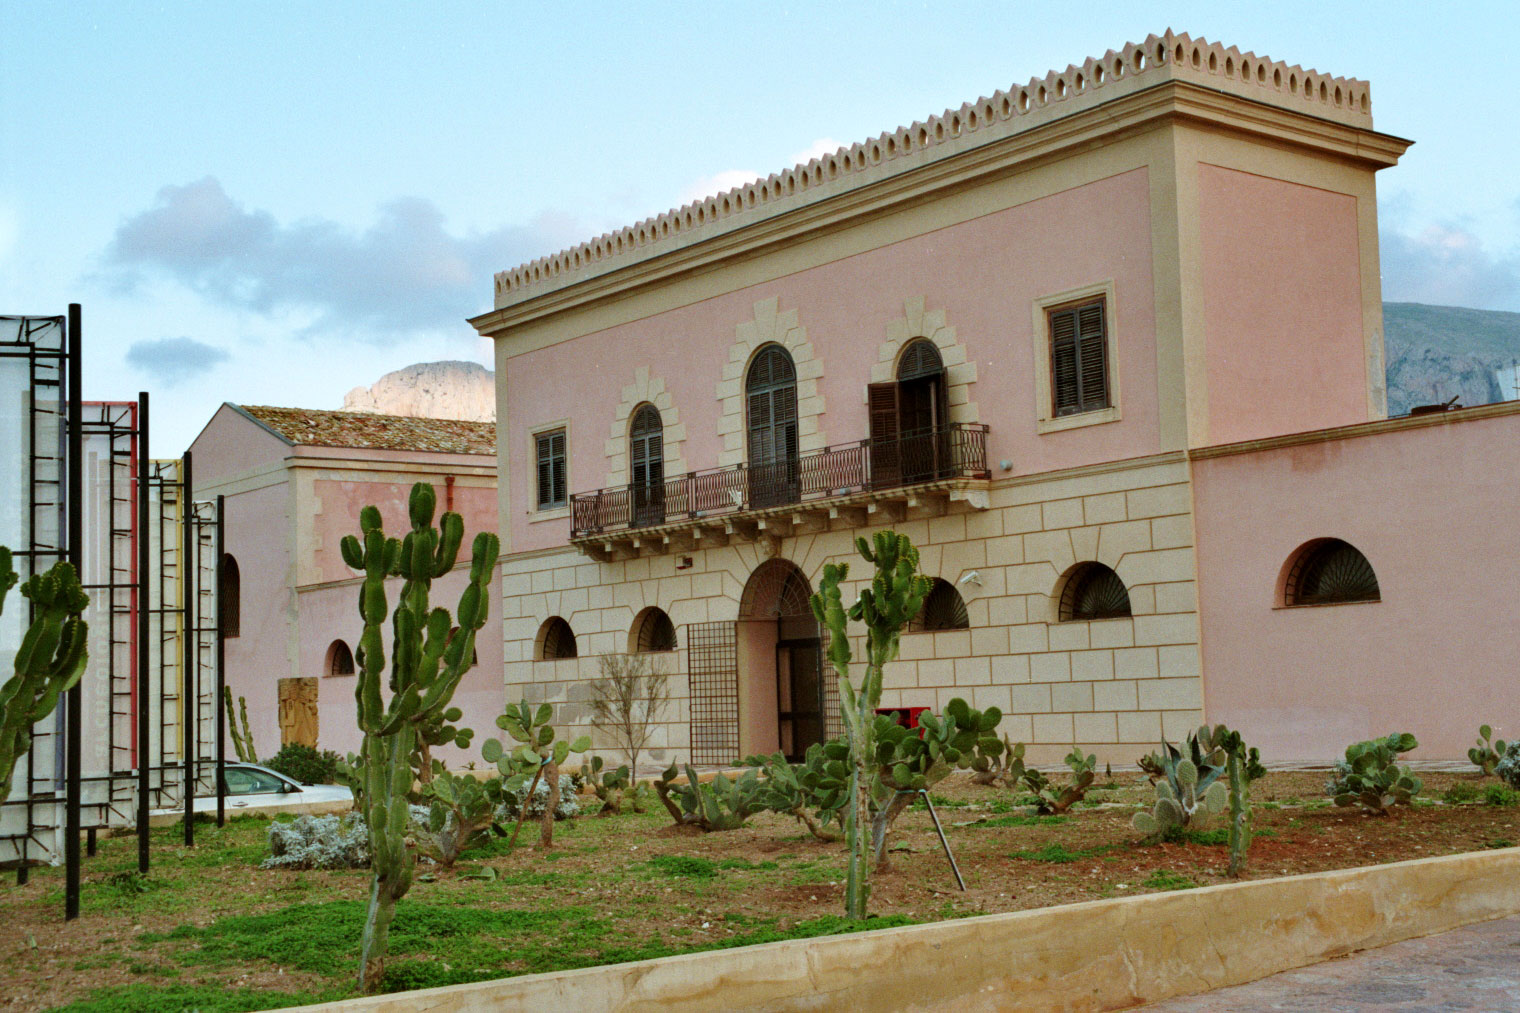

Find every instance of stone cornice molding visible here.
[475,30,1393,325]
[471,78,1409,340]
[1187,400,1520,460]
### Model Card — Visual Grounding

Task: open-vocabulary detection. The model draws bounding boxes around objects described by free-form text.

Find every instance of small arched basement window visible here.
[631,606,677,653]
[1284,539,1380,606]
[220,554,241,639]
[1059,563,1132,622]
[910,578,969,631]
[326,640,354,676]
[537,617,578,660]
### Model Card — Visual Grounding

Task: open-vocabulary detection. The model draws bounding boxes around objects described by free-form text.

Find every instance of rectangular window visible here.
[1048,298,1109,416]
[535,429,566,509]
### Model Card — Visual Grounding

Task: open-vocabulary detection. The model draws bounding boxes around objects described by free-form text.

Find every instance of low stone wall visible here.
[292,847,1520,1012]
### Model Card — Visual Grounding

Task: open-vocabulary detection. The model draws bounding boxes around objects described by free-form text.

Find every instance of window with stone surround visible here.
[631,606,677,653]
[1283,539,1380,606]
[909,578,969,632]
[1031,282,1121,434]
[537,616,577,660]
[1059,562,1132,621]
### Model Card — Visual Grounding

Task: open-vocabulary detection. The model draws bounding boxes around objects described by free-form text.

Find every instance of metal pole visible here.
[64,304,83,920]
[136,392,150,874]
[181,452,195,844]
[214,494,226,827]
[917,790,966,892]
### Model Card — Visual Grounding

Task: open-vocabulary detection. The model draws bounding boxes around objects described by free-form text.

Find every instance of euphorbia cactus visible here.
[342,483,498,993]
[0,547,90,805]
[811,531,930,920]
[1197,724,1265,875]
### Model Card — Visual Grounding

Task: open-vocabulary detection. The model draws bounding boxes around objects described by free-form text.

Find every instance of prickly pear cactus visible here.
[342,483,499,992]
[0,547,90,805]
[744,740,851,840]
[1327,734,1422,814]
[1470,725,1508,777]
[652,762,763,831]
[812,531,930,920]
[1009,744,1097,816]
[580,755,633,815]
[483,698,590,848]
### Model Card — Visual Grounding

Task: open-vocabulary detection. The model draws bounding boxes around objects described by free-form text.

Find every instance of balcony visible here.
[570,422,990,559]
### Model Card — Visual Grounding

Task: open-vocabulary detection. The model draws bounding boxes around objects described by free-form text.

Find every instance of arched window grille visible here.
[327,640,354,676]
[632,607,677,653]
[1284,539,1380,605]
[220,554,241,638]
[910,578,969,631]
[1059,563,1132,621]
[538,617,578,660]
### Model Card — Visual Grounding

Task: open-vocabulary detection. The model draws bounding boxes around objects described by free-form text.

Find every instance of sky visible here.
[4,1,1519,454]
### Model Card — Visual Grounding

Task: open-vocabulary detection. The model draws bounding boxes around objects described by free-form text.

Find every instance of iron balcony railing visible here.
[571,422,990,538]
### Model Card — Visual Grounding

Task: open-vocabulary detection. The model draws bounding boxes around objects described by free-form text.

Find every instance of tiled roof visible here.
[236,404,496,455]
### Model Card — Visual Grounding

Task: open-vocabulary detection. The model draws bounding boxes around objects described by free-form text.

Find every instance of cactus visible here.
[1137,751,1166,783]
[580,754,633,816]
[744,741,851,841]
[1326,734,1422,814]
[811,531,930,920]
[653,762,763,831]
[1131,735,1228,839]
[1008,744,1096,816]
[1195,724,1265,876]
[868,698,1003,867]
[416,769,501,866]
[1469,725,1508,777]
[221,687,258,763]
[413,703,473,786]
[342,482,498,992]
[1,549,90,805]
[483,698,589,849]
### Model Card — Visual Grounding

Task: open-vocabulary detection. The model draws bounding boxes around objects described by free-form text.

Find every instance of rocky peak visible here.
[342,361,495,422]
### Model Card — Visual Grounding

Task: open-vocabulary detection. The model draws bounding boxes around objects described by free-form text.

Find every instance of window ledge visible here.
[529,506,570,523]
[1273,598,1382,611]
[1038,405,1121,434]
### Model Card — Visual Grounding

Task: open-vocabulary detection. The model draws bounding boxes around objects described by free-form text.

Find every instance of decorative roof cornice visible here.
[489,30,1374,312]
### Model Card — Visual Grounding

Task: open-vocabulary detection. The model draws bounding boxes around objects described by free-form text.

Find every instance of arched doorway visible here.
[739,559,824,760]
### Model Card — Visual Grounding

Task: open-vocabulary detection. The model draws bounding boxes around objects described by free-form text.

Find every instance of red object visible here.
[876,705,930,730]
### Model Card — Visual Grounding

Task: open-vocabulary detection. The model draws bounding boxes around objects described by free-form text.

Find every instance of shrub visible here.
[1494,742,1520,790]
[1442,782,1482,805]
[1485,783,1520,807]
[262,812,370,870]
[265,743,343,785]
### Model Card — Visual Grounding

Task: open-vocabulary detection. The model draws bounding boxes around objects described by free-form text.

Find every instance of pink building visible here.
[466,31,1512,764]
[188,404,501,762]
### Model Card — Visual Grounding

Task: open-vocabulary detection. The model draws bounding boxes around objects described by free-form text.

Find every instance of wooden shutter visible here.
[1076,301,1108,411]
[867,381,901,488]
[536,430,566,507]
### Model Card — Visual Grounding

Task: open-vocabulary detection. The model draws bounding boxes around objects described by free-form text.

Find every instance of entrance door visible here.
[776,638,824,761]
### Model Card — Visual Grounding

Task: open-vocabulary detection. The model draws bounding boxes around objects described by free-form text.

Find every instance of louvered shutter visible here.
[867,381,901,488]
[536,430,566,507]
[1076,301,1108,412]
[1050,308,1080,416]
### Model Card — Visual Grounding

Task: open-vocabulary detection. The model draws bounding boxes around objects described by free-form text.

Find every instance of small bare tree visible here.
[589,653,672,775]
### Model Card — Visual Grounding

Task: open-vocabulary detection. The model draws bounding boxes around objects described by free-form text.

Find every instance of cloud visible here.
[788,137,844,166]
[1380,223,1520,311]
[676,169,762,206]
[125,336,230,385]
[105,178,581,341]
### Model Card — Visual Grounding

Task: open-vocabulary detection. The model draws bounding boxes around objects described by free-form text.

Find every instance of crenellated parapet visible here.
[490,30,1374,310]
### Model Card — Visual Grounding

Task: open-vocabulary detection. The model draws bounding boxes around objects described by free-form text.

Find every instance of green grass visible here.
[47,984,340,1013]
[1142,869,1198,891]
[1010,843,1111,863]
[640,855,720,879]
[1443,782,1484,804]
[1486,838,1515,849]
[975,813,1069,828]
[1485,785,1520,807]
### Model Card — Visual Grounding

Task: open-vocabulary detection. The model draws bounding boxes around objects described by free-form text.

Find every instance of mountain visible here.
[1384,303,1520,415]
[342,361,495,422]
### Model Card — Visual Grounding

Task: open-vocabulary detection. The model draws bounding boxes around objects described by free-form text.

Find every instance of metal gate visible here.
[685,620,738,764]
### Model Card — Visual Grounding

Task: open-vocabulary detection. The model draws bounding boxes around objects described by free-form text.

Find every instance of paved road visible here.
[1142,915,1520,1011]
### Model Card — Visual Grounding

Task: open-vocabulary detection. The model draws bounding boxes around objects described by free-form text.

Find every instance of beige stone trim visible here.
[284,848,1520,1013]
[602,366,688,488]
[1188,399,1520,459]
[1030,280,1122,434]
[716,297,827,466]
[869,297,978,423]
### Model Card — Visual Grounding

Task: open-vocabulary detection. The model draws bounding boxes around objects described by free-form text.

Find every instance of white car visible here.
[151,763,354,816]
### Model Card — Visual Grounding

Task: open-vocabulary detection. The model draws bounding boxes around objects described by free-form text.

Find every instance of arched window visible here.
[910,578,969,631]
[870,339,950,486]
[1059,563,1132,622]
[326,640,354,677]
[1284,539,1380,605]
[631,606,677,653]
[630,403,665,527]
[220,554,241,639]
[746,345,799,507]
[895,339,947,433]
[537,617,578,660]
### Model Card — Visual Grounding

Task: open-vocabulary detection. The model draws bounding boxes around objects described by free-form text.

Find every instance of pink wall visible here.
[219,481,293,760]
[1198,166,1370,445]
[187,405,289,484]
[507,169,1159,552]
[1193,410,1520,760]
[310,476,497,585]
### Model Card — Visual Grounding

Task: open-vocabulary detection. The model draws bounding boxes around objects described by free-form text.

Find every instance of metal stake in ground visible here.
[905,789,965,892]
